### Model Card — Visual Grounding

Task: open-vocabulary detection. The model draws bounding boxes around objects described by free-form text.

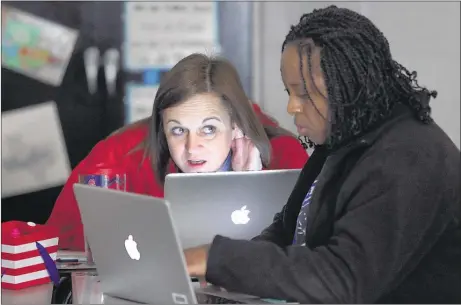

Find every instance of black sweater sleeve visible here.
[205,144,456,303]
[250,209,286,246]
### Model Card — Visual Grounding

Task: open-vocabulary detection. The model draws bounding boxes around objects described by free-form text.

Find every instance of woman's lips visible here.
[296,125,308,134]
[187,160,207,168]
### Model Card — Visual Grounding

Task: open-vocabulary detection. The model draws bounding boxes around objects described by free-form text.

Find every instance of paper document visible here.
[125,84,159,124]
[1,102,71,197]
[124,2,220,69]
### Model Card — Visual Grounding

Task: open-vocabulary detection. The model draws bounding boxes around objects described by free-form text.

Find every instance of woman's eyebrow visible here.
[202,116,222,123]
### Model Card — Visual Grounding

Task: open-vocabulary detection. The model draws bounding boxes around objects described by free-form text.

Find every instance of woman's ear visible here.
[232,123,244,140]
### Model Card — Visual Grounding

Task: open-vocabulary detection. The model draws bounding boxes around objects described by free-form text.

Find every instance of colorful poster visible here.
[1,6,79,86]
[125,84,159,124]
[123,2,220,70]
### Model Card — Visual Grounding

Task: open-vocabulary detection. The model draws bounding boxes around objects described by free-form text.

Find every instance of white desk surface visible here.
[71,271,142,304]
[70,271,295,305]
[71,272,209,304]
[1,283,53,305]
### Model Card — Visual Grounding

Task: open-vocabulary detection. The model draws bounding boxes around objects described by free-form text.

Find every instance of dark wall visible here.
[1,1,254,224]
[1,1,124,224]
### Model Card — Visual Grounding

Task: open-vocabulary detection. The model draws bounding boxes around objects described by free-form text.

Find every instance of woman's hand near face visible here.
[231,128,263,171]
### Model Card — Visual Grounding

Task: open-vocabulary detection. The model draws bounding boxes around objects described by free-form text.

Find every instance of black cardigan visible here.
[205,104,461,303]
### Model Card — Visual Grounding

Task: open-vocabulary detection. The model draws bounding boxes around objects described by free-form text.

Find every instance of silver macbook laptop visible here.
[73,184,278,304]
[164,169,301,249]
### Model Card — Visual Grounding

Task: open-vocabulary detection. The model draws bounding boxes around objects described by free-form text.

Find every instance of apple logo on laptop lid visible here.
[231,206,250,225]
[125,235,140,260]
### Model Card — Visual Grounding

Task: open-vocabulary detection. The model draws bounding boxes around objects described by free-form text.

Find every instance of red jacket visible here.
[47,104,309,250]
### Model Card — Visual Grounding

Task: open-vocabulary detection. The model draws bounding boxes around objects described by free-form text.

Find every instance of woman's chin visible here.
[180,162,217,173]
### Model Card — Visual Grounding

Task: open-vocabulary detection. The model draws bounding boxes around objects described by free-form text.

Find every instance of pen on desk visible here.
[56,258,80,263]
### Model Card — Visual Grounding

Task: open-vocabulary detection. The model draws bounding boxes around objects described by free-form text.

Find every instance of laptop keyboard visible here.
[197,294,245,304]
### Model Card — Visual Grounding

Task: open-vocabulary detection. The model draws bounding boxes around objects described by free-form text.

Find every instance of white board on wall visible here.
[254,2,460,148]
[360,2,460,148]
[123,2,220,71]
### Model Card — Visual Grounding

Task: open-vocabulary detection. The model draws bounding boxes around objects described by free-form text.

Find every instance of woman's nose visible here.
[186,134,203,153]
[287,97,303,116]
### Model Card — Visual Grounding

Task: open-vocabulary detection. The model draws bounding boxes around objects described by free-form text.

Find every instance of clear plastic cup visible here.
[79,166,127,265]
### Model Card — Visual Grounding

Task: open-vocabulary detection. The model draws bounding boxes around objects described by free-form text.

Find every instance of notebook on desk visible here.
[56,250,96,271]
[164,169,301,249]
[73,184,280,304]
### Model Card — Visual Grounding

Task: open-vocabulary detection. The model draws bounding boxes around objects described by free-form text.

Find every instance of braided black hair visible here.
[283,6,437,149]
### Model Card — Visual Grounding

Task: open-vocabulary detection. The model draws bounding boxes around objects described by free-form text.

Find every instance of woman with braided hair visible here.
[184,6,460,303]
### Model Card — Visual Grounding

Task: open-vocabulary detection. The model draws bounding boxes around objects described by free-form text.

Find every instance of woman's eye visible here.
[171,127,185,136]
[202,125,216,135]
[299,93,312,101]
